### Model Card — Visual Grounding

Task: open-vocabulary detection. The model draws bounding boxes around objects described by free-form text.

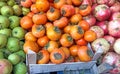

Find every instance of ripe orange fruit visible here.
[25,32,37,42]
[84,30,97,42]
[37,36,49,47]
[23,40,40,53]
[20,16,33,30]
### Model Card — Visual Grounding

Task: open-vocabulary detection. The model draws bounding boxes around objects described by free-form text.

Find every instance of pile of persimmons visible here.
[20,0,97,64]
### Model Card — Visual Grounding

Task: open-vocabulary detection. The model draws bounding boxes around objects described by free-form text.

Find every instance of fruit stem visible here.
[61,9,66,16]
[79,4,88,10]
[44,42,50,49]
[66,56,74,62]
[37,52,43,60]
[67,35,73,42]
[54,53,62,60]
[37,25,45,31]
[54,26,61,33]
[54,0,60,3]
[77,26,84,34]
[50,7,55,13]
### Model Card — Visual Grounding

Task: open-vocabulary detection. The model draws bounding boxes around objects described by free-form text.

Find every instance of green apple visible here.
[0,15,10,29]
[7,0,16,7]
[0,1,7,13]
[7,37,20,53]
[22,7,30,16]
[13,62,27,74]
[15,50,26,62]
[0,28,11,37]
[0,34,7,48]
[12,27,25,40]
[8,53,20,65]
[1,5,14,17]
[13,5,22,16]
[0,2,7,7]
[0,51,4,59]
[19,41,24,50]
[9,16,20,29]
[0,48,11,59]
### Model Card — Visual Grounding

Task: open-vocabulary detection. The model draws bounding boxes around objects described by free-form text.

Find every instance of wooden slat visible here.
[90,64,99,74]
[98,62,113,74]
[29,61,96,73]
[92,47,104,61]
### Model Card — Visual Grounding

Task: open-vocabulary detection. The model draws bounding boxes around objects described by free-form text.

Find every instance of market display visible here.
[0,0,120,74]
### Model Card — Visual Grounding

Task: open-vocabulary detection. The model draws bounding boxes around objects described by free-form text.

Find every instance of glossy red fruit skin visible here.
[93,4,111,21]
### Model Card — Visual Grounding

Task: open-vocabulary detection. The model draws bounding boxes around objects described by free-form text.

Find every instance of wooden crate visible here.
[26,43,105,74]
[26,52,98,74]
[28,61,98,74]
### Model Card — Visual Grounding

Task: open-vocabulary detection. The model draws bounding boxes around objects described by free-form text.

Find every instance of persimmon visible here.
[23,40,39,53]
[78,46,92,62]
[50,48,65,64]
[61,5,75,17]
[47,26,61,41]
[75,38,88,46]
[47,7,61,21]
[20,16,33,30]
[37,49,50,64]
[25,32,37,42]
[53,17,68,28]
[79,4,91,16]
[70,25,84,40]
[45,22,53,29]
[78,20,90,31]
[44,41,59,53]
[84,30,97,42]
[21,0,32,8]
[30,4,39,13]
[65,0,72,5]
[63,25,73,34]
[36,0,50,12]
[54,0,66,9]
[60,34,73,47]
[69,45,79,57]
[32,24,45,38]
[32,13,47,25]
[72,0,83,6]
[60,47,70,59]
[75,7,80,14]
[27,12,34,18]
[70,14,82,24]
[37,36,49,47]
[31,0,36,3]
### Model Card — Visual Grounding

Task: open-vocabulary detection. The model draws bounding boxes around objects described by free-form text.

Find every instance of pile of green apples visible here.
[0,0,29,74]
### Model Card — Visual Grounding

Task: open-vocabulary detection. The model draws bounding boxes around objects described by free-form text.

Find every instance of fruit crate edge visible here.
[26,50,99,74]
